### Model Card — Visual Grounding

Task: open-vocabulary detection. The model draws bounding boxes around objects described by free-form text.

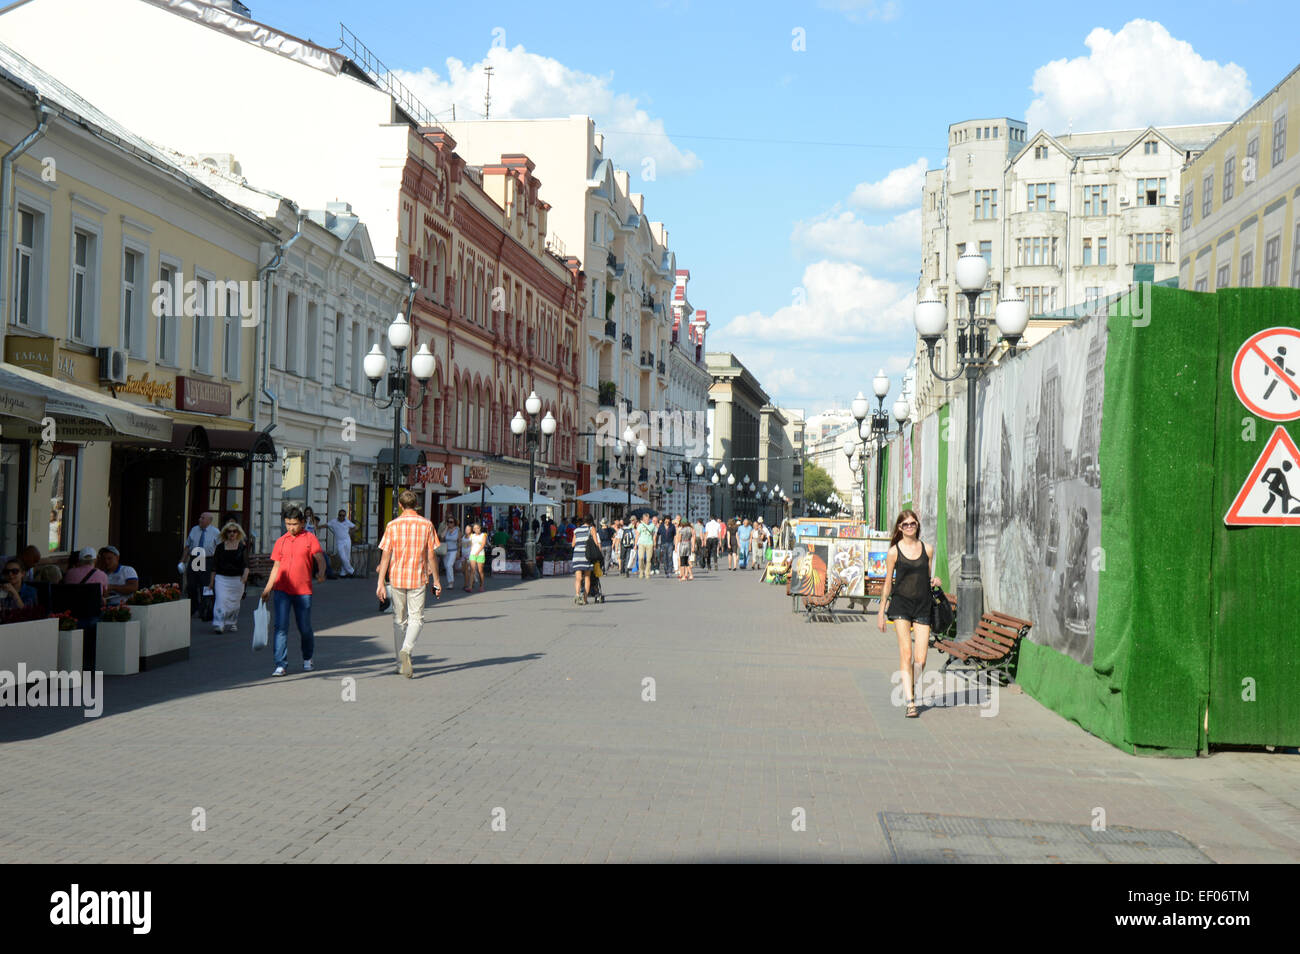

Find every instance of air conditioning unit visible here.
[1119,195,1130,205]
[96,346,128,384]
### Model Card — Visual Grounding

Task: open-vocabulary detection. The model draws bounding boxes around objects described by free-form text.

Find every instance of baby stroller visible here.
[588,563,606,603]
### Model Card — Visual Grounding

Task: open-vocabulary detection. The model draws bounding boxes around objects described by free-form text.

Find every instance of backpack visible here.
[621,528,635,548]
[585,534,602,566]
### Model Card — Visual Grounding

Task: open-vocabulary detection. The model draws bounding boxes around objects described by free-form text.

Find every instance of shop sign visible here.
[116,372,174,402]
[176,376,231,416]
[464,462,489,483]
[5,337,54,374]
[413,464,450,486]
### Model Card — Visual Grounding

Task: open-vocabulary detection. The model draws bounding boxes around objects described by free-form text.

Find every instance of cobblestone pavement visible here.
[2,566,1297,863]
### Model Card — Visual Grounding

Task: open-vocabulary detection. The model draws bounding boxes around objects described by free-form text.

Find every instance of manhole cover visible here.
[878,812,1212,864]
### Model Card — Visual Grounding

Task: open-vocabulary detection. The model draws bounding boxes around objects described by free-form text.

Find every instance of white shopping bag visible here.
[252,600,269,651]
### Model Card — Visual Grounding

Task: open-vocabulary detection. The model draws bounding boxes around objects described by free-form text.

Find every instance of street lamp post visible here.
[914,243,1029,641]
[364,300,436,521]
[613,426,647,520]
[509,391,557,575]
[848,372,911,529]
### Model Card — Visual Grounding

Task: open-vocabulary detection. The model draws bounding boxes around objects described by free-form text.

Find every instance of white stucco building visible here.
[915,116,1227,417]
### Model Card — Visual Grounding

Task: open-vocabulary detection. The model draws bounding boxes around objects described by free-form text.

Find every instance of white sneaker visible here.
[303,659,314,671]
[398,649,412,678]
[271,666,286,677]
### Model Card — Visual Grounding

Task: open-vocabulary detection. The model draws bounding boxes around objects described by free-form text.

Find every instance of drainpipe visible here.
[254,209,304,548]
[0,100,52,347]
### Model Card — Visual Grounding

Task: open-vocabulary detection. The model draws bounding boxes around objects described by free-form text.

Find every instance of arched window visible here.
[456,376,465,447]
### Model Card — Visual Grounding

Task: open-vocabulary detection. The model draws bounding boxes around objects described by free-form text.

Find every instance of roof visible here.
[0,39,273,235]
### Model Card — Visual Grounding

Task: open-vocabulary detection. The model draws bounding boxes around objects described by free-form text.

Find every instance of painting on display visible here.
[789,538,831,598]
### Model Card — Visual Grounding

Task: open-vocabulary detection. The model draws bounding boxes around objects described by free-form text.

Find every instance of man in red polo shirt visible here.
[260,506,326,677]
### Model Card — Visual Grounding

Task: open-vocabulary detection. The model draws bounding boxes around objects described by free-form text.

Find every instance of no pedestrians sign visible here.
[1232,327,1300,421]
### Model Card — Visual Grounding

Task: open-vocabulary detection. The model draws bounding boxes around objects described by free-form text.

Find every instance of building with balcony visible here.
[665,270,710,518]
[434,116,677,503]
[1179,62,1300,294]
[915,116,1227,417]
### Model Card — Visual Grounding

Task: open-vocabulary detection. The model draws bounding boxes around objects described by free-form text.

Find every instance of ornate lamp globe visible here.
[955,242,989,293]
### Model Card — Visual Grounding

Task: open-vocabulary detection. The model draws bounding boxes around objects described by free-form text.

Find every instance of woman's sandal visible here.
[905,700,919,718]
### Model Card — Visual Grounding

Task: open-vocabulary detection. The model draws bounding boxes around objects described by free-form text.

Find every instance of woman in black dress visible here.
[877,509,943,718]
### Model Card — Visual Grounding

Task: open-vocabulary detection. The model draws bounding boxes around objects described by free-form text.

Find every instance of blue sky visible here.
[258,0,1297,410]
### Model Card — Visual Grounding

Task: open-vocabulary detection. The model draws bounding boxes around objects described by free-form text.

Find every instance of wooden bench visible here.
[802,576,846,618]
[931,606,1033,684]
[246,554,274,587]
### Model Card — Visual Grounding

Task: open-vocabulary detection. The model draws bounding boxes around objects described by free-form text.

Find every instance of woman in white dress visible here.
[441,520,460,586]
[210,521,250,633]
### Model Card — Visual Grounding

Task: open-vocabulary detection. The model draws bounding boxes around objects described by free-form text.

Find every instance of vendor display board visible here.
[787,520,891,598]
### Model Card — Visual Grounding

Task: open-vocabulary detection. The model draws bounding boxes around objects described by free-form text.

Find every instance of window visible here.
[1033,145,1048,159]
[1017,286,1057,315]
[1194,277,1208,292]
[1263,235,1281,286]
[1245,136,1260,183]
[1293,222,1300,288]
[1130,232,1171,264]
[48,453,76,554]
[304,302,318,381]
[70,229,96,342]
[1216,262,1231,289]
[1144,139,1159,155]
[1222,156,1235,204]
[976,126,982,139]
[121,248,144,357]
[350,323,363,391]
[1016,236,1058,266]
[975,291,991,316]
[979,240,992,266]
[0,441,26,557]
[1082,238,1092,266]
[1182,189,1193,230]
[1084,286,1104,303]
[1082,185,1108,216]
[223,287,240,380]
[1026,182,1056,211]
[1202,173,1214,218]
[12,207,39,327]
[283,292,299,373]
[1240,250,1254,287]
[973,189,997,220]
[1272,112,1287,169]
[281,451,307,502]
[333,312,346,386]
[192,275,211,372]
[1136,178,1166,206]
[157,261,179,365]
[1098,237,1108,265]
[992,127,999,139]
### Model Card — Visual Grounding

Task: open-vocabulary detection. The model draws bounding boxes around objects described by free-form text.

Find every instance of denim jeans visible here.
[273,590,314,668]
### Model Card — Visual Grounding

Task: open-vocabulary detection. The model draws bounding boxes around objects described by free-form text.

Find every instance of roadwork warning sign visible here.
[1224,425,1300,526]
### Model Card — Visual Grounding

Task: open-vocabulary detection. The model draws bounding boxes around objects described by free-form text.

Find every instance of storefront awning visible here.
[115,424,277,464]
[376,446,426,468]
[0,361,172,441]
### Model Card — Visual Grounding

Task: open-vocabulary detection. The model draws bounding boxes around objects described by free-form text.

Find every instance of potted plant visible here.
[0,605,59,675]
[49,611,83,672]
[129,583,189,670]
[97,604,139,676]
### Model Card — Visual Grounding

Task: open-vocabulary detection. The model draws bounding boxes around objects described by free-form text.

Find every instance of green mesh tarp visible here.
[1207,289,1300,746]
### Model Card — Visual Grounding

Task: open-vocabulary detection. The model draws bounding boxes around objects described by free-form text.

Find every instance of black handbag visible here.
[930,585,955,635]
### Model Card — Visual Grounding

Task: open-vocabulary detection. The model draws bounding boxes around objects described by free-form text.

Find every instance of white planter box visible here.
[97,621,140,676]
[131,599,190,670]
[58,628,84,672]
[0,618,59,676]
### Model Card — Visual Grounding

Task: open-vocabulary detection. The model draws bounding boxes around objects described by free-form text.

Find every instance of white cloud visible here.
[392,45,701,175]
[849,158,928,210]
[1025,20,1252,135]
[720,261,914,343]
[791,207,920,275]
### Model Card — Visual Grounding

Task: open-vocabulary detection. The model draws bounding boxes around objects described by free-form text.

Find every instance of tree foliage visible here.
[801,458,835,509]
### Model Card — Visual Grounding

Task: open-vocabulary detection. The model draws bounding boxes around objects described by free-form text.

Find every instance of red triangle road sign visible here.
[1224,425,1300,526]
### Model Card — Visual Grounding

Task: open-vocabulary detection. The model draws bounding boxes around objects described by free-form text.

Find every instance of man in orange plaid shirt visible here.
[375,490,443,678]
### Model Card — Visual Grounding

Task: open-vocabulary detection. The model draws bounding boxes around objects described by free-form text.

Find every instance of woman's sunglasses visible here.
[900,521,918,528]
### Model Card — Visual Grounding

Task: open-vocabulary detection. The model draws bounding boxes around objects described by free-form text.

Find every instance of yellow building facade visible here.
[1180,63,1300,292]
[1,42,273,579]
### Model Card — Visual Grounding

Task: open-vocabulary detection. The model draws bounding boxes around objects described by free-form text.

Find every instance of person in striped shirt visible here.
[375,490,443,678]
